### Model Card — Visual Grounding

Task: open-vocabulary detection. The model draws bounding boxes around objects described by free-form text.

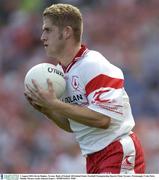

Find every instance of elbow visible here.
[98,117,111,129]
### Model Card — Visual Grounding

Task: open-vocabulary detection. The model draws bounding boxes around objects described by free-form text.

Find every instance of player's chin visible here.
[45,50,53,58]
[44,48,49,55]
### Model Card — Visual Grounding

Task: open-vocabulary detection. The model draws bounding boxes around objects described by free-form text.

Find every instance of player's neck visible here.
[59,42,81,67]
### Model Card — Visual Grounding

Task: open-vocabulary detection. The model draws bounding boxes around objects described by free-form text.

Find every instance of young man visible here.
[25,4,145,173]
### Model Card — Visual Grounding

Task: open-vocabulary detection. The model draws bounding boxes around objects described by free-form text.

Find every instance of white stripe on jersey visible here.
[119,133,136,174]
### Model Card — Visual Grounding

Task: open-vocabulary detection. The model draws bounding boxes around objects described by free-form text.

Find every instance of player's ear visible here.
[63,26,73,40]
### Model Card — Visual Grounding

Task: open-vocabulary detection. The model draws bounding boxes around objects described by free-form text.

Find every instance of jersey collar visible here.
[64,44,88,73]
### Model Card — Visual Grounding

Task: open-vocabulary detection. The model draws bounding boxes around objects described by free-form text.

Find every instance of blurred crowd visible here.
[0,0,159,174]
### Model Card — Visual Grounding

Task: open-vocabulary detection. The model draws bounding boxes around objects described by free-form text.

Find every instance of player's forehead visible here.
[42,17,53,29]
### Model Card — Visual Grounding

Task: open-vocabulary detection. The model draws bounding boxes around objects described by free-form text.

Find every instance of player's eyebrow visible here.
[42,26,51,33]
[42,25,48,30]
[43,27,49,31]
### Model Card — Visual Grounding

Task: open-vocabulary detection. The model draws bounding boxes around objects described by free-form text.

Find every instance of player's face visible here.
[41,17,65,58]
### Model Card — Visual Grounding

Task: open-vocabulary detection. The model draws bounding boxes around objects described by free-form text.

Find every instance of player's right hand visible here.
[24,91,51,116]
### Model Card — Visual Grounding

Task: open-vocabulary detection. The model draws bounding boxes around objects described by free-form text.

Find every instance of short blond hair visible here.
[43,4,83,42]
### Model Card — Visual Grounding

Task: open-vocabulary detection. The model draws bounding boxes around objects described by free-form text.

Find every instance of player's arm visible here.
[24,92,73,132]
[44,111,73,132]
[25,79,111,129]
[49,100,111,129]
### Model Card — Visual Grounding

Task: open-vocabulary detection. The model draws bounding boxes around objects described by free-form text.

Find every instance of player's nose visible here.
[40,32,46,42]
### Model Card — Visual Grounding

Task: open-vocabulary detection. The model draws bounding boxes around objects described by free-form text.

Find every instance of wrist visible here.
[50,99,64,112]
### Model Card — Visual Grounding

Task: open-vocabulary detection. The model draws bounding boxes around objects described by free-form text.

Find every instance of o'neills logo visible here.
[48,67,64,77]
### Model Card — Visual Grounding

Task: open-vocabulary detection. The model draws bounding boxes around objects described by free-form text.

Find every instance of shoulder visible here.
[83,50,108,63]
[80,49,124,79]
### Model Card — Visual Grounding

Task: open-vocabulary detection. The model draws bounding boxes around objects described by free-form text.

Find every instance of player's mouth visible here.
[44,44,48,48]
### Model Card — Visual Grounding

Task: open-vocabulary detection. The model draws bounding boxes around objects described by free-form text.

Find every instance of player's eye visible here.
[43,27,51,33]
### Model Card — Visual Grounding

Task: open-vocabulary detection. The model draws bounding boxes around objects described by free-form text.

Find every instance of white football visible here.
[24,63,66,98]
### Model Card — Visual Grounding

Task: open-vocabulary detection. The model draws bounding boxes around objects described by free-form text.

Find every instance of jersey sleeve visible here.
[80,52,125,120]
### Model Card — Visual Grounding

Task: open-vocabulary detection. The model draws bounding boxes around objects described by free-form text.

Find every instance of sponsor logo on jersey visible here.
[62,94,84,103]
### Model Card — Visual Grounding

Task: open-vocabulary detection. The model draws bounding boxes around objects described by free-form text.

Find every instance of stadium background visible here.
[0,0,159,173]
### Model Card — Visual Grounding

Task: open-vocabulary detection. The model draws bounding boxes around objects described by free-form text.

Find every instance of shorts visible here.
[86,132,145,174]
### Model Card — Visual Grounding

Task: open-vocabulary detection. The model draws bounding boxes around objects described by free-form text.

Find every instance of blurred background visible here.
[0,0,159,174]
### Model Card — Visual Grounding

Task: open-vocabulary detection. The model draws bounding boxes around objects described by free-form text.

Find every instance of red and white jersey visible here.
[61,45,135,155]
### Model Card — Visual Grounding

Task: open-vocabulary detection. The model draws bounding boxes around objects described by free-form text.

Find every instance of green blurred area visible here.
[20,0,44,12]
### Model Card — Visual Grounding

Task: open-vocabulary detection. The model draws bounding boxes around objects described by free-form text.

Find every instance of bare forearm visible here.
[45,111,73,132]
[53,101,111,129]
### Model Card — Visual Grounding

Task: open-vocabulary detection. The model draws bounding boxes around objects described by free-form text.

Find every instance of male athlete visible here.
[25,4,145,173]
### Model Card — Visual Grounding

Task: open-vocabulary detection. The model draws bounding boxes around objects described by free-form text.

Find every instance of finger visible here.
[32,79,41,92]
[25,85,44,108]
[30,102,42,111]
[24,94,32,101]
[30,100,48,114]
[47,78,54,92]
[24,91,28,97]
[26,83,36,94]
[24,86,40,103]
[24,90,32,97]
[31,101,42,109]
[24,91,32,100]
[24,93,36,105]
